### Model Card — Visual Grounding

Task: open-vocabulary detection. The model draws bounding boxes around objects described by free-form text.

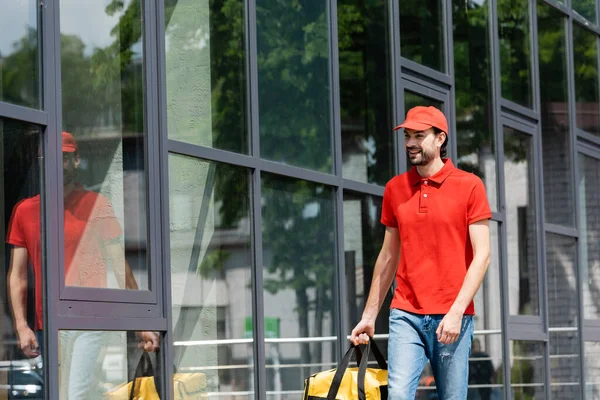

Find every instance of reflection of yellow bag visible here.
[303,340,388,400]
[104,353,207,400]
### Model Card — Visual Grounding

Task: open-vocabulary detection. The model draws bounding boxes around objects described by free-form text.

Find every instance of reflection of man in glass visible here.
[7,132,159,398]
[350,106,492,399]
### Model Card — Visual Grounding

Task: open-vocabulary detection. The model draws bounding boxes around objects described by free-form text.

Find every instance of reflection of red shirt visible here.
[6,186,122,330]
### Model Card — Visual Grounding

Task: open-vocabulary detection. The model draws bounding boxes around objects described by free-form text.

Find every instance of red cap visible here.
[62,131,77,153]
[394,106,448,134]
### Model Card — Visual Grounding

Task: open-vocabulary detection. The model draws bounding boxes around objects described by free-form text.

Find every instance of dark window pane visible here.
[339,0,394,185]
[257,0,332,173]
[164,0,247,153]
[546,234,578,327]
[261,174,337,392]
[573,0,596,23]
[468,334,505,400]
[550,332,581,399]
[473,223,502,330]
[3,119,45,398]
[509,341,546,399]
[343,193,388,350]
[399,0,445,71]
[60,0,149,290]
[59,330,163,398]
[498,0,532,107]
[579,154,600,320]
[169,155,254,396]
[453,0,498,211]
[538,5,574,227]
[504,127,538,316]
[573,24,600,136]
[403,91,444,172]
[0,1,39,108]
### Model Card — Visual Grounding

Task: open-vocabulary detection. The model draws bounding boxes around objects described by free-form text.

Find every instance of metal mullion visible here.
[567,9,588,396]
[577,129,600,147]
[572,14,600,35]
[341,179,385,198]
[500,99,540,123]
[390,0,404,175]
[530,4,551,397]
[247,0,260,158]
[168,139,258,169]
[541,0,570,15]
[251,169,267,400]
[577,140,600,157]
[399,58,453,87]
[401,72,450,96]
[259,160,340,187]
[501,115,536,135]
[491,211,505,222]
[489,0,512,396]
[445,0,457,161]
[155,0,175,397]
[42,0,63,397]
[506,326,548,342]
[0,102,48,125]
[144,0,161,307]
[51,315,168,331]
[403,79,447,101]
[327,0,346,360]
[545,223,578,238]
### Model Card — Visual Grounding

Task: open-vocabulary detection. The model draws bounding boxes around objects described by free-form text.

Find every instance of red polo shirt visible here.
[381,159,492,315]
[6,186,122,330]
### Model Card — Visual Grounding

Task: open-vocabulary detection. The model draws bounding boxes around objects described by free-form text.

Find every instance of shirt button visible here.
[423,194,428,198]
[424,180,428,185]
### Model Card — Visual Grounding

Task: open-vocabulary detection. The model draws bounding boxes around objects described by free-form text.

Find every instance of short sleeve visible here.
[6,201,26,247]
[92,195,123,241]
[467,178,492,225]
[380,181,398,228]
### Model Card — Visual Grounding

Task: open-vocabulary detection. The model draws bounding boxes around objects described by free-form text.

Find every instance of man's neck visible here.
[416,157,445,178]
[64,182,77,198]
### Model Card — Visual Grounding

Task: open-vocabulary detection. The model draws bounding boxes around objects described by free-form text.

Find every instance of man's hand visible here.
[350,317,375,346]
[436,310,463,345]
[17,326,39,358]
[136,331,160,352]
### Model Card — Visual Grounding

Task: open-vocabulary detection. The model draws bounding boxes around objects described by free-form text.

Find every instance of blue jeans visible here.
[388,308,474,400]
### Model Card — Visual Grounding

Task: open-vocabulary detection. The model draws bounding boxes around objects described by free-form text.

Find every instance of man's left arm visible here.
[103,236,160,352]
[436,219,491,344]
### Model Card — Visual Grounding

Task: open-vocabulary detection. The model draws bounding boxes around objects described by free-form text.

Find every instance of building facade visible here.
[1,0,600,398]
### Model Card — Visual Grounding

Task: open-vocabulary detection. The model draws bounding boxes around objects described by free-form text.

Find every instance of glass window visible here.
[453,0,498,212]
[338,0,394,185]
[164,0,247,153]
[547,233,578,327]
[473,222,502,331]
[585,341,600,398]
[504,127,538,316]
[60,0,149,290]
[573,0,596,23]
[59,330,162,398]
[399,0,445,71]
[550,331,581,399]
[538,5,574,227]
[0,1,39,108]
[403,91,444,171]
[498,0,533,108]
[169,155,253,397]
[579,154,600,320]
[468,334,505,399]
[573,23,600,136]
[261,174,337,394]
[343,193,388,350]
[257,0,333,173]
[509,341,546,399]
[3,119,44,399]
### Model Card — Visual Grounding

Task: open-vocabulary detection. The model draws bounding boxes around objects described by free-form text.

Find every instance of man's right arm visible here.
[8,246,38,357]
[350,226,400,345]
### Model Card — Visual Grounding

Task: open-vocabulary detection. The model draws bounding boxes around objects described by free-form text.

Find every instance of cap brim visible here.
[393,121,434,131]
[62,147,77,153]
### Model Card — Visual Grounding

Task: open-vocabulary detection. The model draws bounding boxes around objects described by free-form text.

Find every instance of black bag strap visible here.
[326,338,387,400]
[326,345,359,400]
[129,351,162,400]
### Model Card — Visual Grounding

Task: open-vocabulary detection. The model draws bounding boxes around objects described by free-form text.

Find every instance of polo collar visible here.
[409,158,455,186]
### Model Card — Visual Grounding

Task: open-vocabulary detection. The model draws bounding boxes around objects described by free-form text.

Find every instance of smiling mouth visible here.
[408,149,421,156]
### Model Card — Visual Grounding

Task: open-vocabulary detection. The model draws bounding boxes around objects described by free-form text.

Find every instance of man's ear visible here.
[437,131,447,147]
[73,154,81,168]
